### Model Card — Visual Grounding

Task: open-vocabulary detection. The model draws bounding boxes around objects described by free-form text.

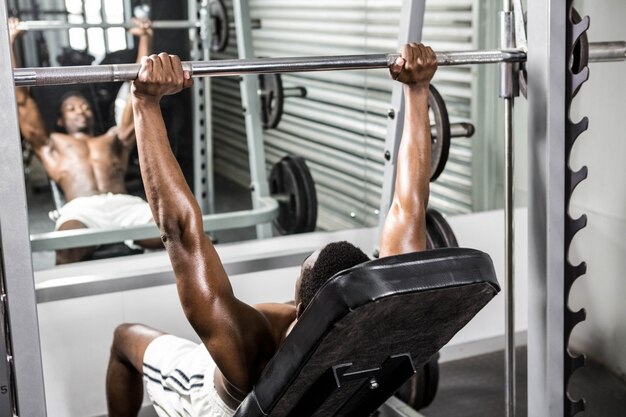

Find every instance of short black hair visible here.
[57,91,90,117]
[299,241,370,311]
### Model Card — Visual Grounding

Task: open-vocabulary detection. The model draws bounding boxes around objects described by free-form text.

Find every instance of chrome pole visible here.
[501,2,516,417]
[14,49,527,87]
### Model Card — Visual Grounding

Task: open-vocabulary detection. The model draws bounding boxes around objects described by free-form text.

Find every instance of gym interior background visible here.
[3,0,626,415]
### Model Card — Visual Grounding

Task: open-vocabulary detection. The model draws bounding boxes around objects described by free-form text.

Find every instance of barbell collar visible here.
[588,41,626,62]
[431,122,475,139]
[14,50,527,87]
[282,86,307,98]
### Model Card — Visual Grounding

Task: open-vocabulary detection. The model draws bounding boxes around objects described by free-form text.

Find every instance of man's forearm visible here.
[136,33,153,63]
[10,39,28,105]
[132,96,197,236]
[395,84,431,209]
[118,33,153,141]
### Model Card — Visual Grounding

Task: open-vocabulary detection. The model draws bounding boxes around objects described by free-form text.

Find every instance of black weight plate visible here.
[394,353,440,410]
[210,0,229,52]
[520,7,588,98]
[426,208,458,248]
[269,157,307,235]
[570,7,589,98]
[429,84,451,182]
[421,353,440,409]
[426,227,436,250]
[287,155,318,233]
[258,73,284,129]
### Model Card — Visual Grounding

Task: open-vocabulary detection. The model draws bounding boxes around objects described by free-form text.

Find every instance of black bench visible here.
[234,247,499,417]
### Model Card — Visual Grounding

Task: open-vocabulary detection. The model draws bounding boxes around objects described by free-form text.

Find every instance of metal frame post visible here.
[527,0,567,416]
[232,0,272,239]
[0,3,47,414]
[499,3,517,417]
[189,0,213,214]
[376,0,426,246]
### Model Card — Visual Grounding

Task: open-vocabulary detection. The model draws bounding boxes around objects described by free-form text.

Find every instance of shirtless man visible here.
[106,43,436,416]
[9,17,161,264]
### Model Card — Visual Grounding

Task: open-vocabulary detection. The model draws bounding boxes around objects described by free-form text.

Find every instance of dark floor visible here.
[422,346,626,417]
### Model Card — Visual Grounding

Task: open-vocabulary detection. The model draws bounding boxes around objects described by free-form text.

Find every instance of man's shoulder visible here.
[255,302,297,318]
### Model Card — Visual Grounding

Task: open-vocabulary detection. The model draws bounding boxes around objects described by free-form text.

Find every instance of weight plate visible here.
[394,354,440,411]
[570,7,589,98]
[210,0,229,52]
[429,84,451,182]
[426,208,458,248]
[287,155,318,233]
[270,155,317,235]
[520,7,588,98]
[421,353,440,409]
[258,73,284,129]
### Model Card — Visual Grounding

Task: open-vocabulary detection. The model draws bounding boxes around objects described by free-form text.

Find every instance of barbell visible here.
[13,50,528,87]
[13,0,260,53]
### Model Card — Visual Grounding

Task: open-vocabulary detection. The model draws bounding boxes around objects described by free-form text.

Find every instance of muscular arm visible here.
[10,19,50,156]
[132,54,275,392]
[118,19,153,146]
[379,44,437,257]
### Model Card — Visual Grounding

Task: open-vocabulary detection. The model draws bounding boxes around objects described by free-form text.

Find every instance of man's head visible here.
[295,241,370,317]
[57,91,94,135]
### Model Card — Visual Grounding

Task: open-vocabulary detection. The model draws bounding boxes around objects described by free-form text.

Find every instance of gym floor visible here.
[26,176,626,415]
[423,346,626,417]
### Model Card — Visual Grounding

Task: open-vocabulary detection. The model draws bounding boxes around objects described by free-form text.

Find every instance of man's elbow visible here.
[156,205,199,243]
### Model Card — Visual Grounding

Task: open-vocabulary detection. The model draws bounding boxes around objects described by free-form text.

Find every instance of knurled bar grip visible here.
[14,50,527,87]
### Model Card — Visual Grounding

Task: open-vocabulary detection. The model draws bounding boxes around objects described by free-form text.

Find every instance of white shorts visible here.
[54,193,153,231]
[143,335,237,417]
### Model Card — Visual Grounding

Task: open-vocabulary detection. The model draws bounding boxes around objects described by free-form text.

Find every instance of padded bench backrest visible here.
[235,247,500,417]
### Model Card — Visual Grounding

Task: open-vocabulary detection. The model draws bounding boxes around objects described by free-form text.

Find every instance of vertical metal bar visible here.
[527,0,567,416]
[503,96,516,417]
[189,0,211,214]
[233,0,273,239]
[0,1,47,414]
[123,0,132,48]
[99,0,109,54]
[199,0,215,214]
[81,0,88,51]
[376,0,426,249]
[500,4,516,417]
[0,293,13,413]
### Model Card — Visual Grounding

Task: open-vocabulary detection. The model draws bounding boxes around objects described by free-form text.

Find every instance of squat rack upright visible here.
[0,0,625,414]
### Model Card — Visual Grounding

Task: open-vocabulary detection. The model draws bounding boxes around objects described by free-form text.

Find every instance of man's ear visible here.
[295,302,303,319]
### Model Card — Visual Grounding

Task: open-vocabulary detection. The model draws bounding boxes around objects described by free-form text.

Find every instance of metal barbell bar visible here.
[437,122,475,139]
[13,49,527,87]
[589,41,626,62]
[15,19,262,32]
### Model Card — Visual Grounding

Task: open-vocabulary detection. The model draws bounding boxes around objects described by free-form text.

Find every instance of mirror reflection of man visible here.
[9,18,162,264]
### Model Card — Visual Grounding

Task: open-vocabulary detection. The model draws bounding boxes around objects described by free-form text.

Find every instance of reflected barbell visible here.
[14,0,260,53]
[14,18,262,32]
[13,49,527,87]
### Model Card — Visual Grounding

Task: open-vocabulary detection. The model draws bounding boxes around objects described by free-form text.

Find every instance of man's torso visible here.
[37,129,131,201]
